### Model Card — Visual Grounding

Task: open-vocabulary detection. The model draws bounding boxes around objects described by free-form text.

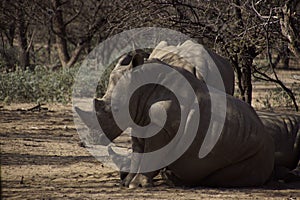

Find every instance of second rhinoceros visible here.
[257,112,300,181]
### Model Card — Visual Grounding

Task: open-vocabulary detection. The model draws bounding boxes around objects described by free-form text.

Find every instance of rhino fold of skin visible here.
[258,112,300,170]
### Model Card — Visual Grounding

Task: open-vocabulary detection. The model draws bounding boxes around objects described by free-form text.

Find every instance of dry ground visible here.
[1,68,300,199]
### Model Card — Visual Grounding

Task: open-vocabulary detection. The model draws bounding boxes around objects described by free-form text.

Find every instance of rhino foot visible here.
[283,171,300,183]
[120,171,129,180]
[121,173,135,187]
[121,173,155,188]
[128,174,154,189]
[274,166,300,183]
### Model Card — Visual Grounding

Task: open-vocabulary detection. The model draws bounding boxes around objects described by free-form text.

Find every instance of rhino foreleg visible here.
[128,171,159,188]
[123,136,162,188]
[107,147,140,187]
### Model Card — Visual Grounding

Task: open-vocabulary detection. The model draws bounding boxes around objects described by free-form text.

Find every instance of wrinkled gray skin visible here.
[76,54,275,188]
[75,43,299,187]
[257,112,300,182]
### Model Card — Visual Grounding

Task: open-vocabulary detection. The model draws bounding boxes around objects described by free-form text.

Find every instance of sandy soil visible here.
[1,68,300,199]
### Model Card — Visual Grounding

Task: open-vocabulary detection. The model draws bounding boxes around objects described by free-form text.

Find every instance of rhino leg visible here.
[128,172,158,188]
[120,171,129,181]
[121,173,136,187]
[121,172,158,188]
[122,135,162,188]
[107,147,139,187]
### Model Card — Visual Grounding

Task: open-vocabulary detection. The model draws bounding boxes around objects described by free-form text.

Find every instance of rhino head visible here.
[75,53,145,145]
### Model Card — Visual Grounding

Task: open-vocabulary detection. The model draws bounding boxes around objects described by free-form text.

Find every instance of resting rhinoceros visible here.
[257,112,300,181]
[149,40,235,95]
[75,54,274,188]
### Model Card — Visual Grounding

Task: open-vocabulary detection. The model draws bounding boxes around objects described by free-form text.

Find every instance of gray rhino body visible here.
[76,57,274,188]
[258,112,300,170]
[75,41,299,188]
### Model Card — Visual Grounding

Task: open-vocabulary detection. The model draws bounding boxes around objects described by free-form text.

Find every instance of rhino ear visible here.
[193,67,197,77]
[119,54,133,66]
[192,67,202,79]
[131,53,144,68]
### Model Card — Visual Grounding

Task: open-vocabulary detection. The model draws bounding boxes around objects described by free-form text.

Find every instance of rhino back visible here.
[149,40,234,95]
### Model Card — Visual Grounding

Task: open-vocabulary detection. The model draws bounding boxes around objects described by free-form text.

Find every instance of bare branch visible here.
[251,0,278,20]
[64,1,83,27]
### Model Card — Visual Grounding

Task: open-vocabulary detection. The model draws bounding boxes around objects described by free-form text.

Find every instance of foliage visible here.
[257,84,300,110]
[0,0,299,109]
[0,66,78,104]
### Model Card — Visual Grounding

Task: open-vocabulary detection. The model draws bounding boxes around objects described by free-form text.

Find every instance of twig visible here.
[27,103,41,111]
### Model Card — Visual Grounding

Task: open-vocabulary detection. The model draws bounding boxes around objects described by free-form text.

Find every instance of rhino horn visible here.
[75,106,98,129]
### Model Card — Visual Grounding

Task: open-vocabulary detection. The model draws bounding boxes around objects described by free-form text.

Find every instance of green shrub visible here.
[0,66,79,104]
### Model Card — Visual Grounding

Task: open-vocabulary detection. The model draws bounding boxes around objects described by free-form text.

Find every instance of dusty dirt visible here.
[1,68,300,199]
[1,103,299,200]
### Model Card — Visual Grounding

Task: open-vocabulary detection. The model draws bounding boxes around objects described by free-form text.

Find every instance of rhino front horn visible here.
[75,107,98,129]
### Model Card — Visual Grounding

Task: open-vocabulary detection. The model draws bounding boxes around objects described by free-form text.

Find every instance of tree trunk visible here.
[17,8,30,70]
[232,0,253,105]
[236,46,258,105]
[280,0,300,58]
[282,44,290,69]
[7,21,15,47]
[240,55,253,104]
[47,28,52,64]
[51,0,70,68]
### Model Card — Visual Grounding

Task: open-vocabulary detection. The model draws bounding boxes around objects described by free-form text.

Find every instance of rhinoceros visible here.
[75,54,274,188]
[148,40,235,95]
[257,112,300,181]
[149,41,300,180]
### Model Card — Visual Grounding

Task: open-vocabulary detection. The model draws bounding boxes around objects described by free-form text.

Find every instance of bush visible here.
[0,66,79,104]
